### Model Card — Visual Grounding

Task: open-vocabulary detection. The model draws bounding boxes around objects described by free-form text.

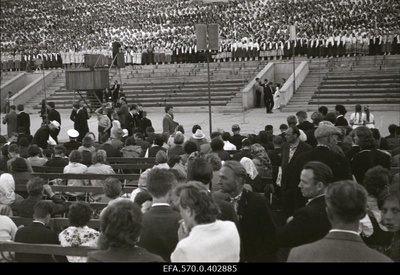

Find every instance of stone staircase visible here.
[0,71,22,86]
[24,70,66,113]
[283,55,400,112]
[31,61,264,113]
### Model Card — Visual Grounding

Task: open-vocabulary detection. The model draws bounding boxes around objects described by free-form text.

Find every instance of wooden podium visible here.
[65,69,109,90]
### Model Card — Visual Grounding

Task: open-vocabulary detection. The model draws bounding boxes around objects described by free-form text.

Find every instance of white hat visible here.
[67,129,79,138]
[192,129,206,140]
[50,120,60,129]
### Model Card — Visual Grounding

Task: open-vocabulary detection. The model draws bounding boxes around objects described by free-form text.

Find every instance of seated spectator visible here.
[189,128,208,151]
[26,144,47,167]
[63,129,81,151]
[78,136,96,166]
[0,173,23,215]
[15,201,68,262]
[222,132,237,151]
[167,125,186,148]
[200,131,222,155]
[146,134,166,158]
[99,133,121,158]
[63,150,88,198]
[138,168,181,262]
[0,214,17,242]
[121,136,143,158]
[153,150,170,170]
[385,124,399,150]
[134,132,151,153]
[378,183,400,262]
[17,177,69,218]
[87,199,164,262]
[168,132,185,158]
[287,180,392,262]
[18,137,30,158]
[99,177,124,215]
[87,150,115,200]
[171,181,240,262]
[233,138,253,161]
[7,143,33,173]
[326,112,337,125]
[59,202,100,262]
[181,140,198,166]
[231,124,246,150]
[210,137,230,161]
[130,169,150,203]
[168,155,187,181]
[10,157,32,198]
[335,105,349,127]
[45,145,69,168]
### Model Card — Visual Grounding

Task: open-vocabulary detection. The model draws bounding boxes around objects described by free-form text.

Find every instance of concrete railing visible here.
[9,71,53,107]
[241,63,274,110]
[279,61,309,108]
[1,73,25,110]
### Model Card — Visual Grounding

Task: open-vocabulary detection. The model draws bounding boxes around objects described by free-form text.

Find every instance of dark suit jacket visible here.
[71,108,89,136]
[231,134,246,150]
[14,222,67,262]
[87,246,164,262]
[280,141,312,217]
[162,114,176,136]
[48,109,61,124]
[32,125,50,149]
[287,232,393,262]
[297,121,314,131]
[351,149,391,184]
[141,117,153,133]
[17,111,31,135]
[305,127,318,147]
[335,115,349,127]
[276,196,331,248]
[232,149,253,161]
[139,205,181,262]
[237,189,278,262]
[214,196,239,228]
[148,146,166,158]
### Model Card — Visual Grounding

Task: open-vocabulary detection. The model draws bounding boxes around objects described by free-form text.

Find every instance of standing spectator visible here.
[2,105,17,136]
[351,126,391,184]
[264,82,274,114]
[254,78,263,108]
[3,91,12,114]
[70,103,89,142]
[110,80,120,105]
[162,106,177,136]
[276,162,333,253]
[280,126,312,218]
[47,102,61,143]
[87,199,164,262]
[16,104,30,135]
[219,161,278,262]
[59,202,100,262]
[140,111,152,134]
[171,181,240,262]
[233,138,253,161]
[95,106,111,144]
[287,181,392,262]
[139,168,181,262]
[296,111,314,131]
[15,201,68,262]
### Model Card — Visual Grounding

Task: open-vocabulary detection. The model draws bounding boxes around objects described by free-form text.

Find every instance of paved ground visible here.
[2,107,399,143]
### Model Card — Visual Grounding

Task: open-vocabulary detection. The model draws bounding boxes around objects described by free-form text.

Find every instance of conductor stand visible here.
[196,24,219,136]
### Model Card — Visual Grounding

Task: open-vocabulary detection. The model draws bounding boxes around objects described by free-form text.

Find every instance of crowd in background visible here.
[1,0,400,70]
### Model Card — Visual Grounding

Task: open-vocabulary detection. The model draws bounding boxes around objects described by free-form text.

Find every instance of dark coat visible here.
[276,196,331,248]
[17,111,31,135]
[237,189,278,262]
[351,149,391,184]
[32,125,51,149]
[335,116,349,127]
[280,141,312,217]
[297,121,314,131]
[139,205,181,262]
[14,222,67,262]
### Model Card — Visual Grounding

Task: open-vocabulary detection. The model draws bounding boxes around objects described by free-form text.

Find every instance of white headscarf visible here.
[240,157,259,180]
[0,173,16,205]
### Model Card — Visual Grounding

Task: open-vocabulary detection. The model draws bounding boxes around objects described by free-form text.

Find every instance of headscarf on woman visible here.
[240,157,259,180]
[0,173,16,205]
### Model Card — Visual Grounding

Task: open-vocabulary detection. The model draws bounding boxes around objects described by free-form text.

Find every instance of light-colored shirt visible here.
[0,215,18,242]
[171,220,240,262]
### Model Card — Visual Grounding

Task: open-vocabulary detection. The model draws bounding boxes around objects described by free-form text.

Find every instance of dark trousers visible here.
[266,97,274,113]
[255,90,261,108]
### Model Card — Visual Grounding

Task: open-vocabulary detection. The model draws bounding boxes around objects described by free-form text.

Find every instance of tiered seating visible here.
[36,61,263,111]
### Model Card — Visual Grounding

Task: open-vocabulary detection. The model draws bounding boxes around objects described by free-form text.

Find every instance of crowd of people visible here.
[1,0,400,71]
[1,98,399,262]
